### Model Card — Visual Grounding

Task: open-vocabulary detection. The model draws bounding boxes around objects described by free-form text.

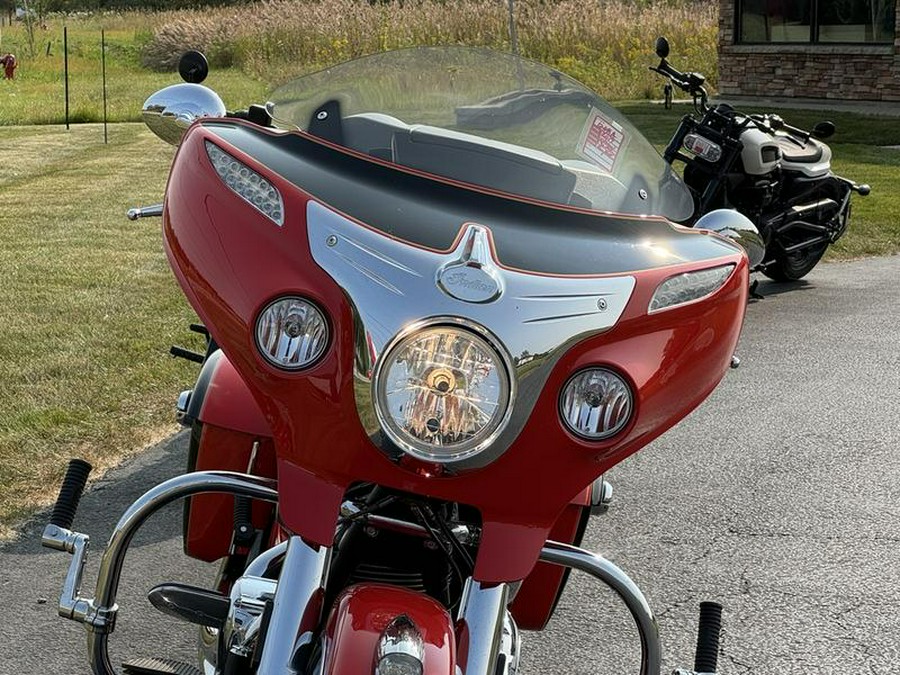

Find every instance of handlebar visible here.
[649,58,708,111]
[652,53,816,144]
[748,113,812,143]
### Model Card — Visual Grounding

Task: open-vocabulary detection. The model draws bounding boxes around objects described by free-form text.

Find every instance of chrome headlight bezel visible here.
[372,318,516,465]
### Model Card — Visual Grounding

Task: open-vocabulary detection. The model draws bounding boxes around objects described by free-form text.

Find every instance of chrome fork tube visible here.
[244,539,289,578]
[539,540,662,675]
[81,471,279,675]
[456,579,510,675]
[256,536,330,675]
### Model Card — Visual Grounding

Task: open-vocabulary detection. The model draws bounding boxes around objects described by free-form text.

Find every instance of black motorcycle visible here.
[651,37,870,281]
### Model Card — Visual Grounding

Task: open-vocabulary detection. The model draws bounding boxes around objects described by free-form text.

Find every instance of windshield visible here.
[269,47,693,222]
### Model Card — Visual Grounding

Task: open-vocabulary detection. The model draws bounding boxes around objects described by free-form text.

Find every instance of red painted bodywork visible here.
[509,503,587,630]
[321,584,456,674]
[164,121,748,584]
[184,422,276,561]
[198,354,270,436]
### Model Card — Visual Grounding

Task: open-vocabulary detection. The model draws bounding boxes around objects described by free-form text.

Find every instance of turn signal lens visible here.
[255,297,328,370]
[375,615,425,675]
[560,368,632,440]
[205,141,285,225]
[374,324,512,463]
[649,264,735,313]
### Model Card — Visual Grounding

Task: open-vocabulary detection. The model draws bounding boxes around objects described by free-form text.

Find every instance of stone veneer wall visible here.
[718,0,900,101]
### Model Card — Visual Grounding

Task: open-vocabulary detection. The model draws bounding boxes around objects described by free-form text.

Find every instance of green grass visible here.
[0,21,268,125]
[0,123,200,537]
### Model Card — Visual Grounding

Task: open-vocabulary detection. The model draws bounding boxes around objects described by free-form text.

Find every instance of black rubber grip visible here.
[233,496,254,545]
[693,601,723,673]
[50,459,92,530]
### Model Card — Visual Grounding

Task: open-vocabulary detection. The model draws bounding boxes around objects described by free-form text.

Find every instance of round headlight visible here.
[374,323,513,463]
[560,368,633,440]
[255,297,329,370]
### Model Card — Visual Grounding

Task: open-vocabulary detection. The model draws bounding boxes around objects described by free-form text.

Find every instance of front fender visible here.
[321,584,456,674]
[192,349,271,436]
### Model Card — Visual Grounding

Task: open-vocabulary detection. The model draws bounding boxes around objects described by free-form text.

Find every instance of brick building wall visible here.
[718,1,900,101]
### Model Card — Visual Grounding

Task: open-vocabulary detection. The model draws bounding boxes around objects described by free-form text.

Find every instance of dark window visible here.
[739,0,895,43]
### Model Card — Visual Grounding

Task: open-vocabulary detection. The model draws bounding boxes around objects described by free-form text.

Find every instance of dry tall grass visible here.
[142,0,718,99]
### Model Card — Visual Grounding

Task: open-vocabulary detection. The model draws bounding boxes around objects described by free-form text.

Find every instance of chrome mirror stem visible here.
[126,204,163,221]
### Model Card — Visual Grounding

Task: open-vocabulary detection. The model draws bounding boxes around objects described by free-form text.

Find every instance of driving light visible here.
[560,368,632,440]
[205,141,285,225]
[255,297,328,369]
[649,264,735,312]
[375,615,425,675]
[374,323,513,463]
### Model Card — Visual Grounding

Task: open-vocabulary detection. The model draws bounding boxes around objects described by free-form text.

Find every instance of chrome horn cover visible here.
[142,83,226,146]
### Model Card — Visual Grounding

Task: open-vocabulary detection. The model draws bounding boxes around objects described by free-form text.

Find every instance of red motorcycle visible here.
[43,47,762,675]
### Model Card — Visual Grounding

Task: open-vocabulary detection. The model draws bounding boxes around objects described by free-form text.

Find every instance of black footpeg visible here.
[749,279,764,300]
[693,601,723,673]
[148,583,229,629]
[170,345,205,364]
[122,657,202,675]
[674,601,724,675]
[50,458,92,531]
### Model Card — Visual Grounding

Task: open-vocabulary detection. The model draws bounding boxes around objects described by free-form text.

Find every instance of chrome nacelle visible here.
[142,83,226,146]
[695,209,765,269]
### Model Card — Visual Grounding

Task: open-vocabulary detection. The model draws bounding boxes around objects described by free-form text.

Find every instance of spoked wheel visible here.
[761,241,828,281]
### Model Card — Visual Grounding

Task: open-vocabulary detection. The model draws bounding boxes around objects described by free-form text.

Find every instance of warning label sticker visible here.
[577,108,628,173]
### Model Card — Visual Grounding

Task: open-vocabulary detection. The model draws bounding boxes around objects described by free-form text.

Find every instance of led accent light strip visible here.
[649,264,736,312]
[205,140,285,226]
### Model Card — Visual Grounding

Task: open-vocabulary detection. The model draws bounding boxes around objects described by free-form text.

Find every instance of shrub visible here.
[141,0,719,98]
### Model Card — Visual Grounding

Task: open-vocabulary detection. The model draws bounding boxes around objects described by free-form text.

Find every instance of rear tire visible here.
[762,242,828,281]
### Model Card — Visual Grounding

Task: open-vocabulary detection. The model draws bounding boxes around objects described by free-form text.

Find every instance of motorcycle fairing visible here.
[164,121,749,582]
[319,584,456,674]
[203,121,740,276]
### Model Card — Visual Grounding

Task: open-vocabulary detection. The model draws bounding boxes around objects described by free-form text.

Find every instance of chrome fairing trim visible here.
[539,540,661,675]
[307,200,637,470]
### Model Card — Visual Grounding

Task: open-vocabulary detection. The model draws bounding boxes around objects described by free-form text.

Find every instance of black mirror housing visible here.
[179,51,209,84]
[812,121,836,139]
[655,36,670,60]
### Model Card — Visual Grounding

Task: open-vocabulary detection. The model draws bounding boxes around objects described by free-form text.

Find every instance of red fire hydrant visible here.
[1,53,17,80]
